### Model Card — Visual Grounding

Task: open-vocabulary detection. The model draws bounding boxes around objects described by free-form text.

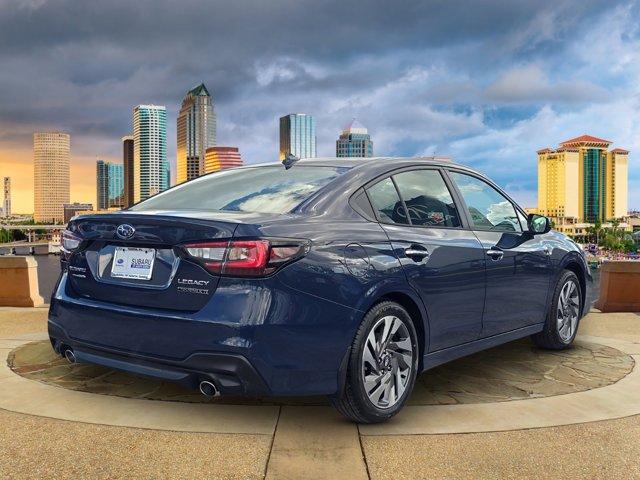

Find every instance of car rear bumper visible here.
[48,272,361,396]
[48,320,269,395]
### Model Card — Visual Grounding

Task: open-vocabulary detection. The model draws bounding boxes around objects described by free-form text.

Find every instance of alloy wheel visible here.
[361,315,414,409]
[557,280,580,342]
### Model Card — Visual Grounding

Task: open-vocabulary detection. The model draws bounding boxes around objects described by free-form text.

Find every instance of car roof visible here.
[289,156,484,178]
[292,156,462,169]
[240,156,486,184]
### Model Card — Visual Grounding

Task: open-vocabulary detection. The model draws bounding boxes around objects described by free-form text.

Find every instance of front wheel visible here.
[531,270,582,350]
[332,301,419,423]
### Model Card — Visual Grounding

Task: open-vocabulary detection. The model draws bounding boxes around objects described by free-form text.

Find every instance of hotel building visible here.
[336,119,373,157]
[204,147,243,174]
[537,135,629,236]
[33,132,70,223]
[133,105,169,203]
[177,83,216,184]
[279,114,316,160]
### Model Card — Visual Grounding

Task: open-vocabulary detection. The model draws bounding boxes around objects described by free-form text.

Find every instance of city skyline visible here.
[0,1,639,213]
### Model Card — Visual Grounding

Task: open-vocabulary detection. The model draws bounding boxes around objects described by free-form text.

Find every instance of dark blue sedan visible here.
[49,157,592,423]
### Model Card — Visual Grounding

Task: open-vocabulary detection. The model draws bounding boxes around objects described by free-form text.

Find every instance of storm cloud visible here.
[0,0,638,210]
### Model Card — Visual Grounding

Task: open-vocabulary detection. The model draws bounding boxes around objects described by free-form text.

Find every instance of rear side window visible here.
[366,178,409,225]
[392,170,461,227]
[131,166,349,214]
[449,171,521,232]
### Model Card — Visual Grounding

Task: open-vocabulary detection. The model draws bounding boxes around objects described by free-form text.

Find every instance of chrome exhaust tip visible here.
[63,348,76,364]
[199,380,219,397]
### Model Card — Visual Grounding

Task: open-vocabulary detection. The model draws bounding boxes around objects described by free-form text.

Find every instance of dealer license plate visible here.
[111,247,156,280]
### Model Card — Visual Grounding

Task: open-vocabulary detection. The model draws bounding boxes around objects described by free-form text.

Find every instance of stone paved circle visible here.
[7,339,634,406]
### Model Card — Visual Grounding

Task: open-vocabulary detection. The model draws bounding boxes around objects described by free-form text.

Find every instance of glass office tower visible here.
[176,83,216,184]
[133,105,169,202]
[279,114,316,160]
[336,119,373,157]
[122,135,134,208]
[97,160,124,210]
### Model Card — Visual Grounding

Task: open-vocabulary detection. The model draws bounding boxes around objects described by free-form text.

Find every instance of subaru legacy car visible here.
[49,157,592,423]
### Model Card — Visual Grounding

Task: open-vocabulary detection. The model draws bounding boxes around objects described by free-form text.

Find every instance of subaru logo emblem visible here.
[116,224,135,240]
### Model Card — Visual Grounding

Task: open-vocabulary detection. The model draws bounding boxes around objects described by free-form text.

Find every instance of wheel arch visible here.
[558,253,587,315]
[336,285,430,395]
[376,291,427,370]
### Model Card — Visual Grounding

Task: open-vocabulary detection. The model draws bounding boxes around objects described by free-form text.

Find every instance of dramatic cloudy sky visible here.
[0,0,639,213]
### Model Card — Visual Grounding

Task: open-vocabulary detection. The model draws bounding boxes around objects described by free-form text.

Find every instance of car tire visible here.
[332,301,419,423]
[531,270,582,350]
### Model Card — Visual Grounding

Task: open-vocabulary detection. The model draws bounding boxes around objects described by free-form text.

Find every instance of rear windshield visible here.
[130,165,349,214]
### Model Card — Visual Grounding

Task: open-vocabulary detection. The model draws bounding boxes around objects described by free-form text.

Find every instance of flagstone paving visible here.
[7,337,634,406]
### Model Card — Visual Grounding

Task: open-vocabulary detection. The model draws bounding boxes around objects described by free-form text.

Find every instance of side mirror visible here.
[528,214,551,235]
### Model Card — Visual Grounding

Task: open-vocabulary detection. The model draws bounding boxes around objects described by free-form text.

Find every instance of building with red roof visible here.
[537,135,629,227]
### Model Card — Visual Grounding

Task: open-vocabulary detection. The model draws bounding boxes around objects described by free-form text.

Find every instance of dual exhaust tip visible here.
[58,345,76,364]
[198,380,219,397]
[58,344,219,398]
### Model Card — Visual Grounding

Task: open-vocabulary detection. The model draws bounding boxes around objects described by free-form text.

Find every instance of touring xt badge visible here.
[176,277,210,295]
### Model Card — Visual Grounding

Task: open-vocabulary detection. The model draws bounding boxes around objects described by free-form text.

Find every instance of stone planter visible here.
[594,261,640,313]
[0,256,45,307]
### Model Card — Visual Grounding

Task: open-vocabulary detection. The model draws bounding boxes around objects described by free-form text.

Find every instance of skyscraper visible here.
[133,105,169,203]
[108,163,124,208]
[537,135,628,223]
[33,132,70,223]
[279,114,316,160]
[97,160,124,210]
[204,147,243,174]
[96,160,108,210]
[177,83,216,183]
[2,177,10,217]
[336,119,373,157]
[122,135,134,208]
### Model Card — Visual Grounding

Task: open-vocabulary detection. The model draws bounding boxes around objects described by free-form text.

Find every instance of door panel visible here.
[447,170,553,336]
[473,230,552,335]
[382,224,486,351]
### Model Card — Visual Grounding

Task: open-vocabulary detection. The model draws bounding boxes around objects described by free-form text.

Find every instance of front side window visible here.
[449,171,521,232]
[366,177,409,225]
[392,170,461,227]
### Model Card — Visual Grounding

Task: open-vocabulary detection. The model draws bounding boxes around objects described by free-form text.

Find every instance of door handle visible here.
[405,247,430,261]
[486,248,504,261]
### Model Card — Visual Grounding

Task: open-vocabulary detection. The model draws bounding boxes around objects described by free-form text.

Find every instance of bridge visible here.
[0,225,63,231]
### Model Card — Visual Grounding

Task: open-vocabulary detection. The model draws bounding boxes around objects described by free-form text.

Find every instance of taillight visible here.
[61,229,82,253]
[182,239,308,277]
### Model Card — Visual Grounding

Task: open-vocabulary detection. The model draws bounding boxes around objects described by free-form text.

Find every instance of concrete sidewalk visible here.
[0,308,639,479]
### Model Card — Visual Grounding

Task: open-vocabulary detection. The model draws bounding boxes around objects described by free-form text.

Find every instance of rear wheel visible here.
[531,270,582,350]
[332,301,419,423]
